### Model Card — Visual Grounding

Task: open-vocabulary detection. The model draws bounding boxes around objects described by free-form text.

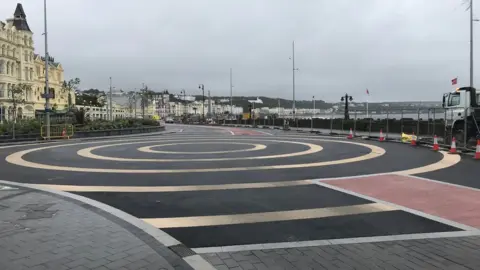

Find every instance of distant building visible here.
[0,4,72,119]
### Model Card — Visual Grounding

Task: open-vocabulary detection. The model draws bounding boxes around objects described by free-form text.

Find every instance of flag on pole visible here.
[451,77,458,85]
[366,89,370,95]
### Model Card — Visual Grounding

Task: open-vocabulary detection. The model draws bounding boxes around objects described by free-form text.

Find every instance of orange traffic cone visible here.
[379,129,385,142]
[432,135,439,151]
[411,132,417,146]
[475,140,480,160]
[347,128,353,139]
[449,137,457,154]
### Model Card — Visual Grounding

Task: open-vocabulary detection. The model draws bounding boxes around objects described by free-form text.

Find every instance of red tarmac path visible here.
[228,128,268,136]
[324,174,480,228]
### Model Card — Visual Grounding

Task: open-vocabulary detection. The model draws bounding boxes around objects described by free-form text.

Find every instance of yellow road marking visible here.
[76,139,322,162]
[142,203,396,228]
[5,139,384,173]
[138,142,266,154]
[394,151,461,175]
[34,180,312,192]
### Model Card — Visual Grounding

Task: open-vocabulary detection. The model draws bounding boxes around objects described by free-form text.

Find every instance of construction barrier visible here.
[41,124,74,139]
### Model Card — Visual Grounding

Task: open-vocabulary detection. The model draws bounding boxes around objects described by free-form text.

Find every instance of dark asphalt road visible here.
[0,125,474,249]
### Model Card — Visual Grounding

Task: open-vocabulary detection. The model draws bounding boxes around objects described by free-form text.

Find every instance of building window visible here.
[30,68,33,80]
[24,51,28,61]
[1,45,5,55]
[12,48,16,59]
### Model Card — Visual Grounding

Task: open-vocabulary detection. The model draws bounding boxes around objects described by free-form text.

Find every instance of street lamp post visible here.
[341,93,353,120]
[180,89,186,116]
[470,0,475,88]
[109,77,113,121]
[43,0,51,139]
[311,96,315,131]
[230,68,233,119]
[198,84,205,122]
[290,41,299,126]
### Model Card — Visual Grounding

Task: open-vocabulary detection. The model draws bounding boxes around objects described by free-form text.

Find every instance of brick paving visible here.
[202,236,480,269]
[324,174,480,228]
[0,187,189,270]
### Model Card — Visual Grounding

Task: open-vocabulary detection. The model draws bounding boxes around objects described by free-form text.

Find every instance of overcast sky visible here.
[1,0,477,102]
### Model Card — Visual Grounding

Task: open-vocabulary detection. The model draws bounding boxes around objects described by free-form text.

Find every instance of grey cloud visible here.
[1,0,476,102]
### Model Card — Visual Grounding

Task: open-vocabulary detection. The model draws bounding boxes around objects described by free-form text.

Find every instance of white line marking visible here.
[192,230,480,253]
[142,203,396,228]
[252,129,275,136]
[311,181,479,231]
[397,174,480,192]
[228,130,235,135]
[34,180,312,192]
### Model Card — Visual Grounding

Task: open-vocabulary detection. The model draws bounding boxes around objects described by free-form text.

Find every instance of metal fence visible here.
[40,124,74,139]
[223,107,478,150]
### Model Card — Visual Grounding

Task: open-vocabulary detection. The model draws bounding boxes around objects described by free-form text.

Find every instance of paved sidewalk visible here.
[201,236,480,269]
[0,185,191,270]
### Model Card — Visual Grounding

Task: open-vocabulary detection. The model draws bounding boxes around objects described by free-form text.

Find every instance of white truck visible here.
[442,86,480,145]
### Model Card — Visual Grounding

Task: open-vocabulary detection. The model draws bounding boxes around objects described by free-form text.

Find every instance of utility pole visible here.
[291,41,298,123]
[470,0,475,87]
[208,90,212,117]
[43,0,50,139]
[230,68,233,118]
[198,84,205,122]
[311,96,315,130]
[109,77,113,121]
[133,92,137,118]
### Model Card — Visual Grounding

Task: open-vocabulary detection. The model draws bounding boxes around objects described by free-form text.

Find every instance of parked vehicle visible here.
[442,86,480,145]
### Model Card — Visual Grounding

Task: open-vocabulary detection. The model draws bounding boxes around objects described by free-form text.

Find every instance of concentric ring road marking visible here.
[138,142,266,154]
[32,151,461,192]
[76,139,323,162]
[5,138,385,173]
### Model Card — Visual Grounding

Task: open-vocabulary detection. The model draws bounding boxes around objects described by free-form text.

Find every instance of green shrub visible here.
[73,118,159,131]
[0,117,159,135]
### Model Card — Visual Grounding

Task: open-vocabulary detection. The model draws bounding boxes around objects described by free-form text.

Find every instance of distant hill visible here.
[193,95,331,110]
[169,94,440,111]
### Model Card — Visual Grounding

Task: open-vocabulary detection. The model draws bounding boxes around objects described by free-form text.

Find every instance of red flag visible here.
[366,89,370,95]
[451,77,458,85]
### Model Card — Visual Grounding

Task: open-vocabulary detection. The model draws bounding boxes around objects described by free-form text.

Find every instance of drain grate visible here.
[169,244,196,258]
[19,210,57,220]
[16,203,55,212]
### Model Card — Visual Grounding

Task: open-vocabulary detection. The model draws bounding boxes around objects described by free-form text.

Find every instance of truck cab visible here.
[442,87,480,144]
